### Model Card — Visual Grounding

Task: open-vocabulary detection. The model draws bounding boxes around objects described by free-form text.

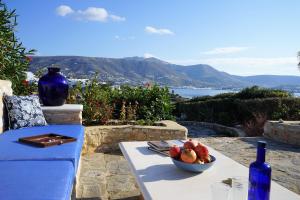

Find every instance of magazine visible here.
[147,140,184,156]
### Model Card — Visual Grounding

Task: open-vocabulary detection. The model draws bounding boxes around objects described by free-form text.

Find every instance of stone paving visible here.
[77,125,300,199]
[198,137,300,195]
[77,152,140,200]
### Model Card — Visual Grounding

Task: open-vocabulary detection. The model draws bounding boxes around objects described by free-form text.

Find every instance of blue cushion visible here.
[0,125,84,170]
[0,161,74,200]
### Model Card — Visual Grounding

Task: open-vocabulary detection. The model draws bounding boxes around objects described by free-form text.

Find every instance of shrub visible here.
[176,98,238,125]
[235,86,292,99]
[188,86,291,103]
[176,97,300,136]
[243,113,267,136]
[68,79,174,125]
[190,93,236,102]
[0,1,35,94]
[175,86,295,136]
[68,79,114,125]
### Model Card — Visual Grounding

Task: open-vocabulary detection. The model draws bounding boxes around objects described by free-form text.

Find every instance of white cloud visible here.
[56,5,125,23]
[145,26,174,35]
[56,5,74,16]
[114,35,135,41]
[144,53,156,58]
[77,7,108,22]
[203,47,250,55]
[110,14,126,22]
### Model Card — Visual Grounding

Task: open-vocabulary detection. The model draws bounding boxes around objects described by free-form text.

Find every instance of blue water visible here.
[170,88,237,99]
[294,93,300,97]
[171,88,300,99]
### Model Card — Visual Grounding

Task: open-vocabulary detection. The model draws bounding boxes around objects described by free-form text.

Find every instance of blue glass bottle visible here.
[248,141,271,200]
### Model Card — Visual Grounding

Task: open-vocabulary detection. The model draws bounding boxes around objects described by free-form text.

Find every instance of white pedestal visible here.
[42,104,83,125]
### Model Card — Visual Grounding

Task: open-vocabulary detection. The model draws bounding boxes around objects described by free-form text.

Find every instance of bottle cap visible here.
[258,141,267,148]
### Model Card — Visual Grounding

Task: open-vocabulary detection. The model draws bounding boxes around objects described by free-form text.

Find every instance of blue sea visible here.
[171,87,300,99]
[294,93,300,97]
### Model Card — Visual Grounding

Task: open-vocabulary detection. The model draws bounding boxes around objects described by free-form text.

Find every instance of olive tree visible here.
[0,0,34,94]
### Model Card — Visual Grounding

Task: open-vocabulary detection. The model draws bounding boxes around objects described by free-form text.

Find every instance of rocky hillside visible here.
[29,56,300,88]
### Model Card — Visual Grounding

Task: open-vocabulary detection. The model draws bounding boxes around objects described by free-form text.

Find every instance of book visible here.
[147,147,170,156]
[147,140,184,156]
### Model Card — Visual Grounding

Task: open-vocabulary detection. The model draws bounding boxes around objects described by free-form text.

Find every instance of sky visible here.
[4,0,300,76]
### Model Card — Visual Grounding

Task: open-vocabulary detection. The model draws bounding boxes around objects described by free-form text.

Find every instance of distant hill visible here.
[29,56,300,88]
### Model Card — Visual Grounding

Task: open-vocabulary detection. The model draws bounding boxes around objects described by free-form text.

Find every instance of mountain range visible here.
[29,56,300,88]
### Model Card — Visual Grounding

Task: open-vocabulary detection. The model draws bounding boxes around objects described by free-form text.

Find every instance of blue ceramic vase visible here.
[38,67,69,106]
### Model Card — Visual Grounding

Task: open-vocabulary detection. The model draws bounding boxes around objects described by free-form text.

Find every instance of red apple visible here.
[169,145,181,158]
[180,149,197,163]
[183,139,197,150]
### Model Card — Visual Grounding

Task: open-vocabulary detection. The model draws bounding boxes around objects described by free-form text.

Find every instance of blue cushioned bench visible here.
[0,161,74,200]
[0,125,84,200]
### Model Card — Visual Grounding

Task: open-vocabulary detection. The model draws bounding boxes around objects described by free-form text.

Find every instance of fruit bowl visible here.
[171,155,216,173]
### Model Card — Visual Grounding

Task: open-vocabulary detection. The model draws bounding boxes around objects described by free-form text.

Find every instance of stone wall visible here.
[178,121,246,137]
[0,80,13,133]
[264,120,300,146]
[82,120,187,154]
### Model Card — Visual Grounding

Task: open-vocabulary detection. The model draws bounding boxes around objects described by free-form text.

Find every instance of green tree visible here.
[0,0,34,94]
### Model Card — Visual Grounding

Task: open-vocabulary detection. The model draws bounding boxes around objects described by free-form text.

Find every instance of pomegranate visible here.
[203,155,211,163]
[183,139,197,150]
[194,158,204,164]
[194,143,209,159]
[180,149,197,163]
[169,145,181,158]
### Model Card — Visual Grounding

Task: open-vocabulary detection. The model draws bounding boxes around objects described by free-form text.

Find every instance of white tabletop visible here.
[119,141,300,200]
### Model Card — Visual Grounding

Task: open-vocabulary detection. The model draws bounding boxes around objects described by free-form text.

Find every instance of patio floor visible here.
[77,136,300,199]
[76,152,140,200]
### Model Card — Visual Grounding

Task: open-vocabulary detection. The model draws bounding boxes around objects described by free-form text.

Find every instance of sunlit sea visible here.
[170,87,300,99]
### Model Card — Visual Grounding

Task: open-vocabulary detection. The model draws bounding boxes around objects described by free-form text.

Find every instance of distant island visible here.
[29,56,300,92]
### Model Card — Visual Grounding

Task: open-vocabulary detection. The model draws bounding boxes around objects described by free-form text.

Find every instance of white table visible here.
[119,141,300,200]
